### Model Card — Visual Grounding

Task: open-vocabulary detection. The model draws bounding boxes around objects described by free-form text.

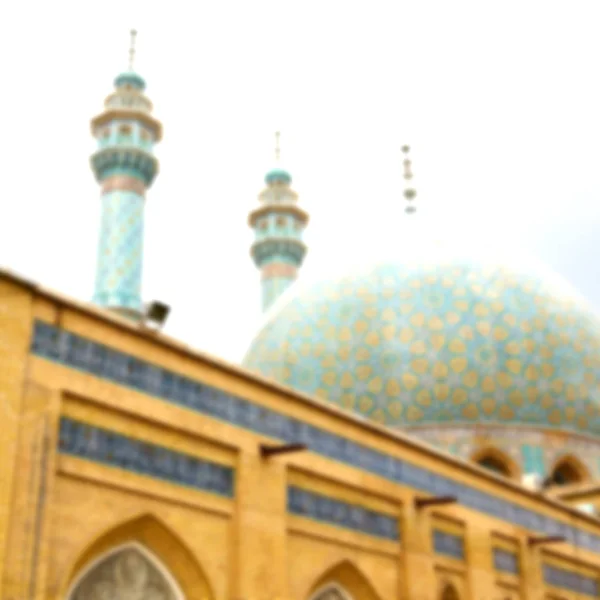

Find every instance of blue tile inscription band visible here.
[542,564,599,597]
[433,530,465,560]
[492,548,519,575]
[288,486,399,541]
[59,417,234,498]
[32,321,600,553]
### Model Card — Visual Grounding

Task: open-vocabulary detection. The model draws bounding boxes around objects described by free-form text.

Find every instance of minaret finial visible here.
[128,29,137,71]
[275,131,281,162]
[402,145,417,215]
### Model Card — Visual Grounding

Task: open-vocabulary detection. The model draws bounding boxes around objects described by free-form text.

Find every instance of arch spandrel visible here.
[307,560,381,600]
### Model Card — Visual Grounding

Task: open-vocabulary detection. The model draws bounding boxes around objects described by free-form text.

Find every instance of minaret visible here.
[90,30,163,319]
[248,132,309,312]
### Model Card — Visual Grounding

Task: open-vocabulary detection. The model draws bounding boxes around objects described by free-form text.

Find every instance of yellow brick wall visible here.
[288,536,399,600]
[0,279,36,596]
[2,380,59,600]
[49,476,225,599]
[2,275,600,599]
[554,487,600,513]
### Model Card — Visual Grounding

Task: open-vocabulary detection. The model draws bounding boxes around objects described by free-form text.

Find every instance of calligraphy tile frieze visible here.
[58,417,234,498]
[288,486,399,541]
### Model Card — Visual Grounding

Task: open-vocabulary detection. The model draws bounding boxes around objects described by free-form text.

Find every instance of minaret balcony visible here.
[91,108,163,142]
[250,238,307,267]
[91,147,159,187]
[248,204,309,228]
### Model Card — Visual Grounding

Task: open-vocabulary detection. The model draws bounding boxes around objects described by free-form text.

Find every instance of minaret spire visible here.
[90,31,163,319]
[275,131,281,162]
[248,133,309,312]
[128,29,137,71]
[402,145,417,214]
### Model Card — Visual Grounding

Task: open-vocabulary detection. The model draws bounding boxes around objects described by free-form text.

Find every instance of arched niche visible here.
[66,542,183,600]
[310,582,354,600]
[440,582,460,600]
[307,560,381,600]
[549,454,589,486]
[471,446,519,479]
[61,514,213,600]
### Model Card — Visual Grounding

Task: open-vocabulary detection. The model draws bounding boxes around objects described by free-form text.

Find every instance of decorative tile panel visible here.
[287,486,399,541]
[58,417,234,498]
[493,548,519,575]
[433,529,465,560]
[31,321,600,554]
[542,564,599,597]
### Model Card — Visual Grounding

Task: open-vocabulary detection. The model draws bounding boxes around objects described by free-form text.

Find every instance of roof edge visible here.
[1,265,598,527]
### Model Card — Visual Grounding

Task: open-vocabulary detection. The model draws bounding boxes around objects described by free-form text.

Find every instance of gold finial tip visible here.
[402,145,417,215]
[274,131,281,162]
[128,30,138,71]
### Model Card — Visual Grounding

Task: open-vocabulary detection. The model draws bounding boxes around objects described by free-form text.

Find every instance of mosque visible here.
[2,31,600,600]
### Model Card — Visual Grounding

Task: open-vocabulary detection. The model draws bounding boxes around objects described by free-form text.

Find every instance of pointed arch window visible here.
[549,456,588,486]
[478,455,511,477]
[441,583,460,600]
[310,583,354,600]
[471,447,515,479]
[67,543,184,600]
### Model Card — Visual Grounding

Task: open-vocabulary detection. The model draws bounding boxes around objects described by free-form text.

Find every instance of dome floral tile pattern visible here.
[243,262,600,436]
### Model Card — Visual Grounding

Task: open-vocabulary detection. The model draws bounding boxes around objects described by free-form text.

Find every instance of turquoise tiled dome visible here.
[265,168,292,185]
[243,257,600,436]
[114,71,146,91]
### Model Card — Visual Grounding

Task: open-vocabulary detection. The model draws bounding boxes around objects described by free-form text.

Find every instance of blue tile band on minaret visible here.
[89,30,163,319]
[248,132,309,312]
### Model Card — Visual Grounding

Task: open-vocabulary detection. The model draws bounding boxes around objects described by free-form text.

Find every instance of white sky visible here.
[1,1,600,362]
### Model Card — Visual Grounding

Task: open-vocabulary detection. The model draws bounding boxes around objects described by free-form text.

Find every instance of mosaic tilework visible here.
[59,417,234,497]
[493,548,519,574]
[412,427,600,480]
[432,530,465,559]
[542,564,599,597]
[30,321,600,554]
[93,190,145,314]
[287,486,399,541]
[243,262,600,435]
